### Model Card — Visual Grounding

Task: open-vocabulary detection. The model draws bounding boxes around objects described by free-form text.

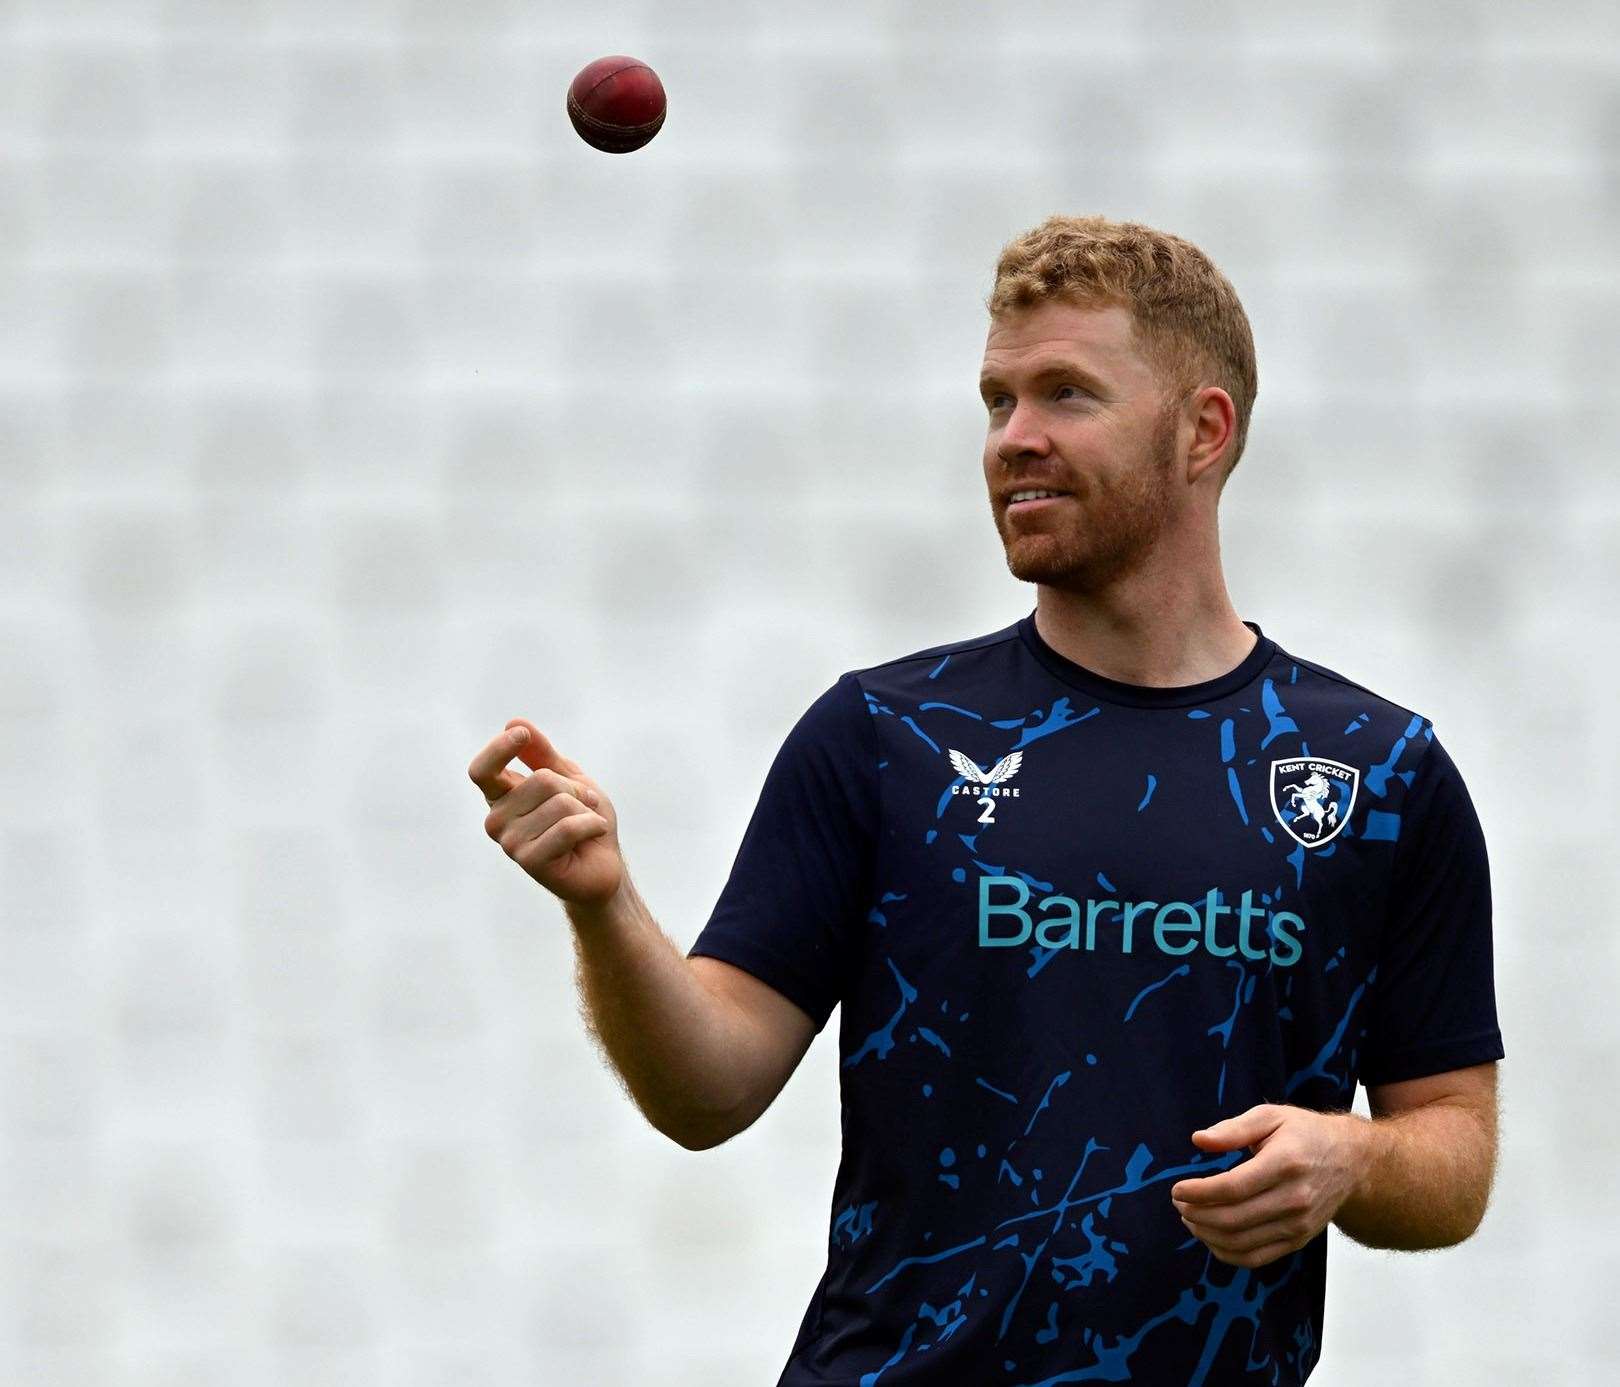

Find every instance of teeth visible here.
[1010,490,1064,503]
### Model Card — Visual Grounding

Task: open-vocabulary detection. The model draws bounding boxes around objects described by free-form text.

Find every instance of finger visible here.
[502,719,581,777]
[475,722,593,800]
[502,720,602,798]
[489,773,599,846]
[469,726,535,803]
[499,782,594,848]
[505,766,599,814]
[1196,1229,1306,1269]
[1172,1156,1279,1208]
[512,805,609,868]
[1173,1186,1300,1231]
[1185,1199,1296,1237]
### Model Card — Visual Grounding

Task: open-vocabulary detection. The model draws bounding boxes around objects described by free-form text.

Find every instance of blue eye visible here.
[984,385,1088,411]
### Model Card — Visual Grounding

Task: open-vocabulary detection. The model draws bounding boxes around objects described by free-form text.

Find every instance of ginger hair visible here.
[985,214,1259,483]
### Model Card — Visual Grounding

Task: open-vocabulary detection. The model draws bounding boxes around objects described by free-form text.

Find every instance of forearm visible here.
[1332,1104,1497,1250]
[565,869,750,1150]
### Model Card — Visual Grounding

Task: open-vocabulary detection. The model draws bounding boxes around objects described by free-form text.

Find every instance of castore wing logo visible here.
[948,748,1023,826]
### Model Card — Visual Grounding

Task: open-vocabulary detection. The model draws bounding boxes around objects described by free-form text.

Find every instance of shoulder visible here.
[841,618,1025,712]
[775,621,1020,751]
[1265,635,1431,740]
[850,618,1023,679]
[781,621,1026,758]
[1259,633,1467,829]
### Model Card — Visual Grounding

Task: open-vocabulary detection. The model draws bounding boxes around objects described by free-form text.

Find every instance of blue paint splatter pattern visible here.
[686,616,1497,1385]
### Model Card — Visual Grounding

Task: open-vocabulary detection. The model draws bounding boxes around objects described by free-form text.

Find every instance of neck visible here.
[1032,531,1254,688]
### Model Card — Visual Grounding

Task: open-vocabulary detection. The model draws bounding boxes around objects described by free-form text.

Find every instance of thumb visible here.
[503,718,568,772]
[1191,1104,1283,1151]
[504,718,594,790]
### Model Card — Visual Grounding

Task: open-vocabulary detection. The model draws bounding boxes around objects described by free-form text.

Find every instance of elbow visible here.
[667,1121,722,1153]
[672,1128,727,1153]
[1431,1215,1484,1251]
[1416,1182,1496,1250]
[1451,1186,1496,1245]
[661,1105,750,1152]
[1448,1149,1499,1245]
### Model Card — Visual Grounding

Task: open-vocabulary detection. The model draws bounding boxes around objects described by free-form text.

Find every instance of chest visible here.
[870,713,1390,990]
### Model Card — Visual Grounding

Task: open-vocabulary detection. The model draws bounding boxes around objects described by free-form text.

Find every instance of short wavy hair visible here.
[985,214,1259,482]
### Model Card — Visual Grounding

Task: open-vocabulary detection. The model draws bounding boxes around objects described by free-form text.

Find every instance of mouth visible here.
[1005,493,1070,516]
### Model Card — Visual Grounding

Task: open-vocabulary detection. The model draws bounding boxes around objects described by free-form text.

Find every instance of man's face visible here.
[979,298,1182,594]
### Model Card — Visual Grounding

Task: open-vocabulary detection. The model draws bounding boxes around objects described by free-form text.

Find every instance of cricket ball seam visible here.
[578,61,654,102]
[566,94,666,139]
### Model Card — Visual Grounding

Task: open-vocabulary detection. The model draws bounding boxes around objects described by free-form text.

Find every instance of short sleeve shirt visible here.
[687,610,1505,1386]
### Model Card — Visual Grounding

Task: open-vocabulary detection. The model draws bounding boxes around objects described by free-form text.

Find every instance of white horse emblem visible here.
[1285,771,1339,836]
[1268,757,1359,848]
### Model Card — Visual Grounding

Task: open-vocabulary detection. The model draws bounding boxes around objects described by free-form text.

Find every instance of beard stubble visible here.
[998,400,1180,595]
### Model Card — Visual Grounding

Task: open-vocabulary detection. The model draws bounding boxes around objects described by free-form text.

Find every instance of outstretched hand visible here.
[1170,1104,1366,1269]
[467,719,624,909]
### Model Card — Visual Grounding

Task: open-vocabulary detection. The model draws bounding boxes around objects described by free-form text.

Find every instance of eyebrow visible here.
[978,360,1111,395]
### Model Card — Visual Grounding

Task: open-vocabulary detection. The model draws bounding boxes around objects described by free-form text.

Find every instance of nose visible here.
[995,400,1051,463]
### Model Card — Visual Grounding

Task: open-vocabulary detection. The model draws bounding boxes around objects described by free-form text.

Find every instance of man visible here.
[468,214,1505,1385]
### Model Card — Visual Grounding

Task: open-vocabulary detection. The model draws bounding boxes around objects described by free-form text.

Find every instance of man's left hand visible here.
[1170,1104,1366,1269]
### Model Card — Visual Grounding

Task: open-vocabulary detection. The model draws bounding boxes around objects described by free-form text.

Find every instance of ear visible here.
[1185,386,1236,485]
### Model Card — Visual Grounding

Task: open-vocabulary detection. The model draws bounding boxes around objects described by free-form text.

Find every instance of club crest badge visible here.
[1269,757,1359,848]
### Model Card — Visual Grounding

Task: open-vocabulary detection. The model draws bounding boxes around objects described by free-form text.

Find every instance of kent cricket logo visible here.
[1269,757,1359,848]
[948,748,1023,825]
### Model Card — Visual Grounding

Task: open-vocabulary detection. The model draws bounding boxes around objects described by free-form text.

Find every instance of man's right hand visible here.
[468,720,624,910]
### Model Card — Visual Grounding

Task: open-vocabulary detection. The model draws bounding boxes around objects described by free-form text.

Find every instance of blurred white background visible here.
[1,0,1613,1383]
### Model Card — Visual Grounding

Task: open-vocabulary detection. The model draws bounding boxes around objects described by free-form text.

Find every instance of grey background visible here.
[2,1,1612,1382]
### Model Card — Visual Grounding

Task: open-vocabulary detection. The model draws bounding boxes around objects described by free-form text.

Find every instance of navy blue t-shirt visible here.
[686,610,1504,1386]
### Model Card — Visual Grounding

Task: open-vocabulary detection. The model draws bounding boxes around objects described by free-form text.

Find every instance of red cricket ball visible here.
[567,55,666,154]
